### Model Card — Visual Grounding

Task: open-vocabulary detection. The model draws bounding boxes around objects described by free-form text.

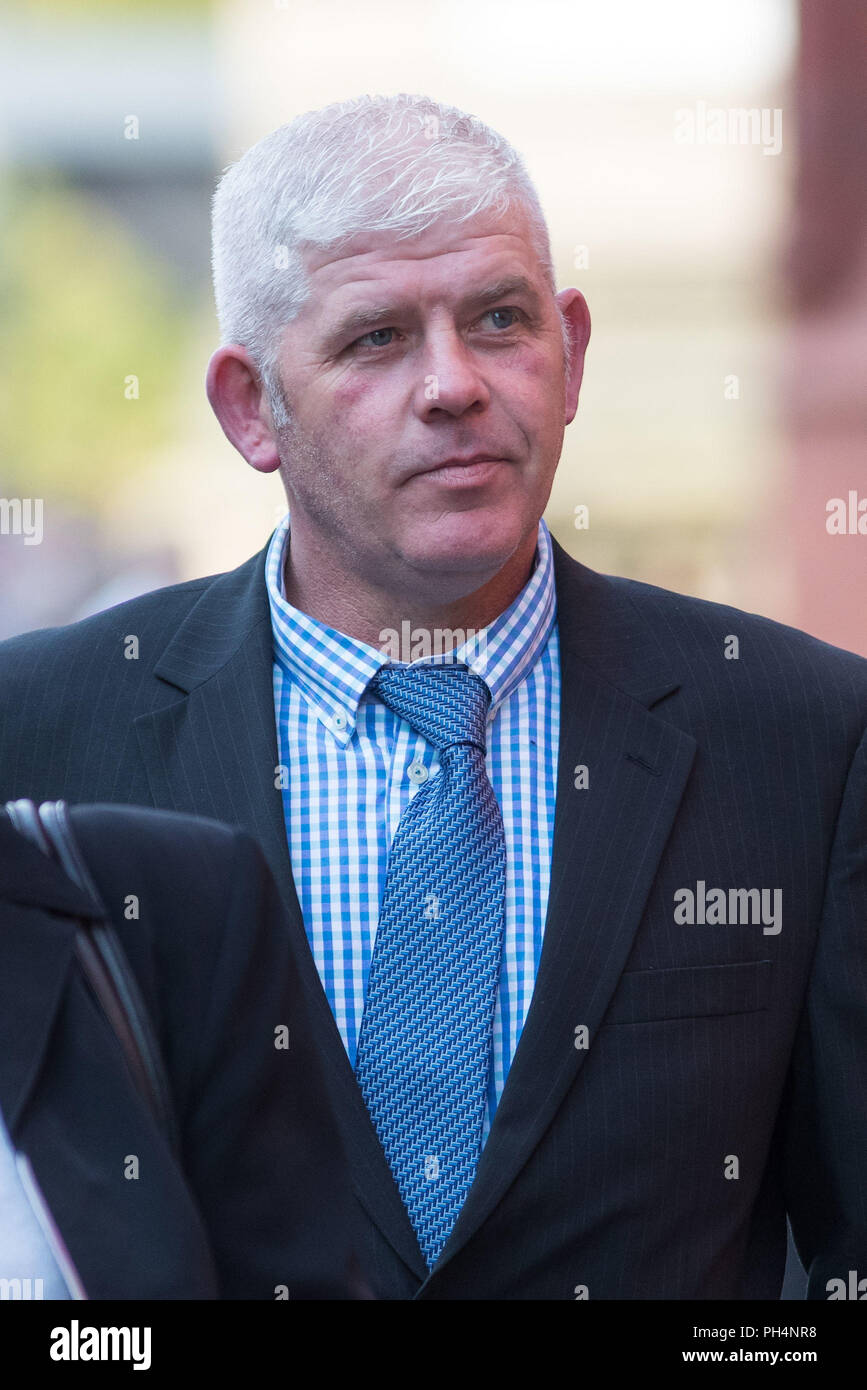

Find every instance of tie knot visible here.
[368,661,491,753]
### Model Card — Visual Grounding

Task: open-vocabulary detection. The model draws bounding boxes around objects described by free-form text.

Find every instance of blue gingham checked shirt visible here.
[265,512,561,1141]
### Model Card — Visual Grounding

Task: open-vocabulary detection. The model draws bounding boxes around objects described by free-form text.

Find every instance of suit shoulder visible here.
[0,572,220,676]
[602,573,867,738]
[608,572,867,680]
[0,572,218,651]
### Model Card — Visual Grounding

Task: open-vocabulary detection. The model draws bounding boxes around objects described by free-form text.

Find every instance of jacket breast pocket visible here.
[602,959,772,1025]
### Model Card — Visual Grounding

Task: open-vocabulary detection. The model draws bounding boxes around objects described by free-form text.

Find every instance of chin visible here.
[403,508,526,573]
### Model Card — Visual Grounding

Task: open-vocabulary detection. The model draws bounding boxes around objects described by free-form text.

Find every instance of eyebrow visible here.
[321,274,542,348]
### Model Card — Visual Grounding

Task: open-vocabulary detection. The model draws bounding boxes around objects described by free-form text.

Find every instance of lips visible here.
[416,453,505,476]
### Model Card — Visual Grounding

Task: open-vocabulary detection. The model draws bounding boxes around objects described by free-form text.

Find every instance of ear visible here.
[205,345,282,474]
[556,289,591,425]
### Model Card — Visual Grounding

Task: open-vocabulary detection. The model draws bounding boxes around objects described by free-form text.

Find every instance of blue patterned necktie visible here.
[354,660,507,1269]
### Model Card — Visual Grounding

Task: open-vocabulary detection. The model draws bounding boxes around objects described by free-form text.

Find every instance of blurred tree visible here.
[19,0,211,13]
[0,175,188,507]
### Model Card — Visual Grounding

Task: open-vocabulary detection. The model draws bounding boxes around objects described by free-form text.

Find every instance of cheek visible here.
[324,370,398,432]
[498,356,563,438]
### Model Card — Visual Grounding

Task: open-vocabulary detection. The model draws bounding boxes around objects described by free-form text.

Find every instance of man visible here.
[1,92,866,1299]
[0,802,360,1299]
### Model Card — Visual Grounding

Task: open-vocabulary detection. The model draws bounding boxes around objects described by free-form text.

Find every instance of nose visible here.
[414,326,490,419]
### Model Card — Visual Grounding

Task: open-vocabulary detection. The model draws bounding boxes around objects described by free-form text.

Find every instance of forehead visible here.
[296,203,545,321]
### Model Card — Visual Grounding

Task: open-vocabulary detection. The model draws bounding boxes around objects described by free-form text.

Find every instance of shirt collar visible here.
[265,511,557,746]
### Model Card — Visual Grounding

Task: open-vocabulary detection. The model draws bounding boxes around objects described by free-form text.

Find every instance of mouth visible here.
[412,455,510,486]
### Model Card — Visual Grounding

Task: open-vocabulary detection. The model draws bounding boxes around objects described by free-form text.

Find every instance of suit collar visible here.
[547,533,683,708]
[150,529,682,709]
[153,543,272,694]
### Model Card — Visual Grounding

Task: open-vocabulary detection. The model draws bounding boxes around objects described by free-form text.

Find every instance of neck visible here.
[282,531,538,655]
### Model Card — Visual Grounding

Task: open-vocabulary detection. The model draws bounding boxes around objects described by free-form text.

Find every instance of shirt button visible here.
[407,760,428,784]
[332,711,347,731]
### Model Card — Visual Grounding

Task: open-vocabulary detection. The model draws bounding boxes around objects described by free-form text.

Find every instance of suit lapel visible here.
[133,542,428,1281]
[422,537,697,1286]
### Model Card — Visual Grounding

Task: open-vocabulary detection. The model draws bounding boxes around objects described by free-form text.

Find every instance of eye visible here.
[351,327,397,351]
[346,306,525,354]
[480,306,523,331]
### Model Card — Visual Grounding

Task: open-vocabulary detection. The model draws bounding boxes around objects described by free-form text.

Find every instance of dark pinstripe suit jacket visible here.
[0,804,359,1298]
[1,533,865,1299]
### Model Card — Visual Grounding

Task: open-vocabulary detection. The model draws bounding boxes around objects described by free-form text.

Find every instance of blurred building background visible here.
[0,0,863,655]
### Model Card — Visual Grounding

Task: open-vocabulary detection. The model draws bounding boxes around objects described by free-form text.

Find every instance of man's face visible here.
[270,200,588,602]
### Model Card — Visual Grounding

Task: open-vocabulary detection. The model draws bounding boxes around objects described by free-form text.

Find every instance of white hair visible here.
[211,92,572,427]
